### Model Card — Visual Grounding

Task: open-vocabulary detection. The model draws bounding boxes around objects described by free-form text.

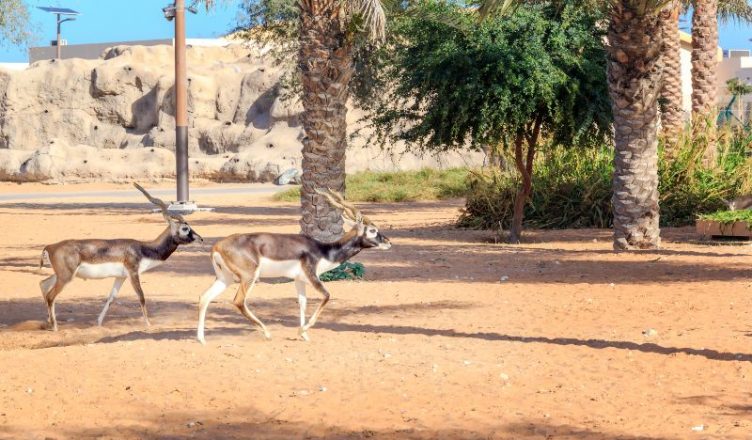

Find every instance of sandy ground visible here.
[0,184,751,440]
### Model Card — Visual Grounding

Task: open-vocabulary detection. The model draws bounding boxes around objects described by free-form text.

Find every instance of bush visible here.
[458,146,613,229]
[458,127,752,230]
[274,168,470,203]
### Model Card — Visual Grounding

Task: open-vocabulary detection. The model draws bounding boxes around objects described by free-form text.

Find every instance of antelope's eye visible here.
[180,225,190,234]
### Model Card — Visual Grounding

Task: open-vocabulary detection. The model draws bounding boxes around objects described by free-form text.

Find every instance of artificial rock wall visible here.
[0,43,481,182]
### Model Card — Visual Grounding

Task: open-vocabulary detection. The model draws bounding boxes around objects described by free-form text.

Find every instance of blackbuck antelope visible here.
[197,189,391,344]
[39,183,203,331]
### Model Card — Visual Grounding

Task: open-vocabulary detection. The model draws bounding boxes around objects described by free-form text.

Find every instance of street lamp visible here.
[38,6,80,60]
[162,1,209,215]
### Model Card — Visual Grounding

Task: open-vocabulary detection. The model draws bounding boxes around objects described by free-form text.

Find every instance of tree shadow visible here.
[677,393,752,416]
[0,405,675,440]
[3,291,749,363]
[0,296,475,350]
[305,321,752,363]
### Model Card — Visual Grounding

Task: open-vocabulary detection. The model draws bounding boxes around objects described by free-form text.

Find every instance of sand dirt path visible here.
[0,185,751,439]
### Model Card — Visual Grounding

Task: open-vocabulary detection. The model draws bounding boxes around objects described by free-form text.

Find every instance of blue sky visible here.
[1,3,752,62]
[719,21,752,51]
[0,0,241,62]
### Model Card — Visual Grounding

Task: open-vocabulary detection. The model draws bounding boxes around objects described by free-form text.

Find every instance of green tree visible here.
[0,0,30,47]
[363,1,611,242]
[479,0,667,249]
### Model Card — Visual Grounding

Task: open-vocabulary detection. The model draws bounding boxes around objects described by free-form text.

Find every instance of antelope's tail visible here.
[40,247,50,269]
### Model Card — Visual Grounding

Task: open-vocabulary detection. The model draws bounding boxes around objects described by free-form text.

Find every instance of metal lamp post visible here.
[162,1,209,214]
[38,7,80,60]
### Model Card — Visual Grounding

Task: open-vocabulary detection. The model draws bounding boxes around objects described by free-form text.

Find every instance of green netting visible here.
[320,262,365,282]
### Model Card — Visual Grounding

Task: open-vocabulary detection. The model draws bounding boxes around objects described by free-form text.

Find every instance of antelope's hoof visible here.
[197,337,206,346]
[298,328,310,342]
[262,332,272,341]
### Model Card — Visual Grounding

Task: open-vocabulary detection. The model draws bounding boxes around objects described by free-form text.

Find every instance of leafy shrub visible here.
[458,146,613,229]
[459,127,752,230]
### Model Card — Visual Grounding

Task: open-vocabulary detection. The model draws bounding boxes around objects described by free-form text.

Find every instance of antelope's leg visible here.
[44,277,70,332]
[295,280,308,341]
[39,275,57,326]
[233,268,271,340]
[128,272,151,327]
[197,277,230,344]
[299,259,331,337]
[97,277,126,326]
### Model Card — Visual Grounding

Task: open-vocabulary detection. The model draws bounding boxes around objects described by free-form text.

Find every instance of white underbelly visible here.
[76,262,128,279]
[138,258,163,274]
[256,258,339,280]
[75,258,162,279]
[258,257,302,279]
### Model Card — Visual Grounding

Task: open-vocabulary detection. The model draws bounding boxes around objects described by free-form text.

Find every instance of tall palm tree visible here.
[689,0,752,163]
[297,0,385,241]
[607,2,666,250]
[205,0,385,241]
[659,0,752,144]
[691,0,719,164]
[659,1,684,142]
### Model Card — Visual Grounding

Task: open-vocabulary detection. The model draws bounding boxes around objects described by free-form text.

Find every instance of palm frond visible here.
[348,0,387,42]
[718,0,752,23]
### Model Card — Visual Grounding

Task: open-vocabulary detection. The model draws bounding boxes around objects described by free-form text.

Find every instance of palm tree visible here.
[659,1,684,142]
[691,0,719,164]
[607,2,666,250]
[297,0,385,241]
[723,77,752,123]
[690,0,752,163]
[659,0,752,144]
[205,0,385,242]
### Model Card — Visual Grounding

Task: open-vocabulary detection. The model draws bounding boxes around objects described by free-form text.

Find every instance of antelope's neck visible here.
[322,228,363,264]
[142,227,179,261]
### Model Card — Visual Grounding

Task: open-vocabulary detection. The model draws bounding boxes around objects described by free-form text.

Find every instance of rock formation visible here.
[0,43,482,183]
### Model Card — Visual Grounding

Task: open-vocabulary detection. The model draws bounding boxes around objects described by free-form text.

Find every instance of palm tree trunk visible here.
[691,0,719,165]
[659,2,684,142]
[607,2,662,250]
[298,0,354,241]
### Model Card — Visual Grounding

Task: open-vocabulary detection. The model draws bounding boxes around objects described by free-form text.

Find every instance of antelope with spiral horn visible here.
[39,183,203,331]
[196,188,391,344]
